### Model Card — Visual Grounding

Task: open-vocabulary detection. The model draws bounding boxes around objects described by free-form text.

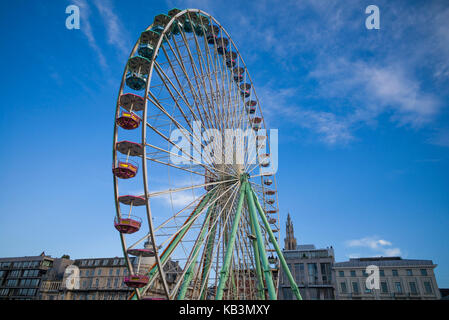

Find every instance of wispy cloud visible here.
[222,1,448,146]
[93,0,130,58]
[310,59,440,128]
[72,0,107,68]
[346,236,402,257]
[256,84,354,145]
[428,128,449,148]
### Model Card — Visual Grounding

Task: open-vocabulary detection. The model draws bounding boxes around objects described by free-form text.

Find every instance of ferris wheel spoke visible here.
[166,36,211,129]
[191,31,224,136]
[144,116,222,174]
[147,73,220,169]
[177,30,219,132]
[142,181,239,297]
[147,178,238,199]
[152,61,223,166]
[196,182,240,299]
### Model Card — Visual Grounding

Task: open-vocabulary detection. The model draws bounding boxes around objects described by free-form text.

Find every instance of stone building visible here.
[58,256,135,300]
[0,252,72,300]
[278,214,336,300]
[333,257,441,300]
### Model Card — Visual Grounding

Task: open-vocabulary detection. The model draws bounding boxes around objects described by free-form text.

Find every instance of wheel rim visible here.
[113,9,281,300]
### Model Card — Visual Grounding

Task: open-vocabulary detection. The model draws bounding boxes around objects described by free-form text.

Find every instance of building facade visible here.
[0,252,72,300]
[58,256,136,300]
[279,244,335,300]
[278,214,335,300]
[333,257,441,300]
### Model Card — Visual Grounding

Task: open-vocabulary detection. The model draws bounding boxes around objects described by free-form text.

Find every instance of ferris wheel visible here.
[112,8,301,300]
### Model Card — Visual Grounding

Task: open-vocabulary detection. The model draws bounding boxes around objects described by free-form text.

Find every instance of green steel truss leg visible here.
[215,182,246,300]
[132,192,213,299]
[245,183,277,300]
[177,203,215,299]
[199,207,218,300]
[248,202,266,300]
[251,188,303,300]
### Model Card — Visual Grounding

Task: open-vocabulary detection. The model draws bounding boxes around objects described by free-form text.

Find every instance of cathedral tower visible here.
[284,213,297,250]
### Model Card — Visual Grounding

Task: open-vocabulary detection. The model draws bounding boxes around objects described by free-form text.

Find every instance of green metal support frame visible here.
[248,201,266,300]
[251,188,303,300]
[245,183,277,300]
[199,207,218,300]
[215,181,246,300]
[132,191,213,299]
[177,203,215,299]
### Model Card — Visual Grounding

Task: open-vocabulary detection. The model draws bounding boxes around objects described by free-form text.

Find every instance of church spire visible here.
[284,213,297,250]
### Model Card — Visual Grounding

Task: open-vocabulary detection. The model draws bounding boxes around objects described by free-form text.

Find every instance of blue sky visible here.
[0,0,448,287]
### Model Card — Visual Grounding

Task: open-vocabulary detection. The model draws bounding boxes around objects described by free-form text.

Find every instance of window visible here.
[81,260,87,267]
[42,260,52,267]
[97,269,102,276]
[6,279,18,287]
[102,259,109,266]
[88,260,94,266]
[307,263,318,284]
[406,269,413,276]
[0,288,9,295]
[95,279,99,287]
[339,271,344,277]
[9,270,21,277]
[113,259,119,266]
[116,269,120,276]
[340,282,347,294]
[379,269,385,277]
[392,270,398,277]
[114,278,119,288]
[350,270,356,277]
[320,263,332,283]
[424,281,433,294]
[381,281,388,293]
[409,282,418,294]
[420,269,428,276]
[395,282,402,294]
[294,264,301,281]
[352,282,359,294]
[107,279,111,288]
[109,269,113,276]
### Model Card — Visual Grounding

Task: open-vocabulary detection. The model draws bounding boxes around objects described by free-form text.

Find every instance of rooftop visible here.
[334,257,435,268]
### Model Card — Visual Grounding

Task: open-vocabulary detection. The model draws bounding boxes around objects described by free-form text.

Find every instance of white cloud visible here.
[428,128,449,148]
[256,83,354,145]
[93,0,130,57]
[161,1,448,147]
[72,0,107,68]
[161,191,198,207]
[310,59,440,128]
[346,236,401,257]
